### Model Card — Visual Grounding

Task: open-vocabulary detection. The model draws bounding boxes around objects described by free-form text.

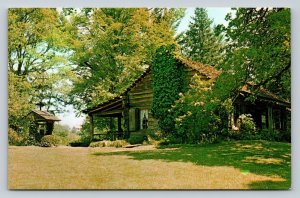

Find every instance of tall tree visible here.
[8,71,34,131]
[69,8,184,111]
[8,8,73,113]
[179,8,224,66]
[214,8,291,101]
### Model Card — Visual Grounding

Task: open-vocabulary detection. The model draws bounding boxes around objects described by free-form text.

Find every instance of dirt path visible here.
[8,146,283,189]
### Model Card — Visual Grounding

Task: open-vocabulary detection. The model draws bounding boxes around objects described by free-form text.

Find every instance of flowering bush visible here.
[171,75,228,144]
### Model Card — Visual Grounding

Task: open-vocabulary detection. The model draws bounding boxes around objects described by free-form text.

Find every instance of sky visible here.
[57,7,232,128]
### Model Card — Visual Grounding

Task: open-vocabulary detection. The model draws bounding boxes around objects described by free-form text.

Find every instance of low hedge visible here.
[40,135,61,147]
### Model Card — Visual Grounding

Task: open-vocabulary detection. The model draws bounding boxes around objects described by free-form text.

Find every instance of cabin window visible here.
[140,109,149,129]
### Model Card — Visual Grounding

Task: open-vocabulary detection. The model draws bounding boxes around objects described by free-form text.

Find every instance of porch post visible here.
[89,114,94,141]
[268,106,273,133]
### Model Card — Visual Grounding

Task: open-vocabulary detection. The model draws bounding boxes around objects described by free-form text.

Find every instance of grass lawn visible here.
[8,140,291,190]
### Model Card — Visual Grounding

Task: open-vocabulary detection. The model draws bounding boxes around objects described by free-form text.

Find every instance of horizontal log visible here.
[130,98,152,104]
[129,90,153,96]
[129,94,153,100]
[130,85,152,92]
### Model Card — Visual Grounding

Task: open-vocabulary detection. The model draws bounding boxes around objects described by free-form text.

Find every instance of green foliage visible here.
[239,114,257,133]
[8,71,34,131]
[171,74,228,144]
[8,8,73,114]
[151,45,184,134]
[217,8,291,101]
[52,124,81,145]
[179,8,225,66]
[40,135,61,147]
[8,128,24,146]
[89,140,128,148]
[145,129,163,141]
[229,114,258,140]
[127,135,147,145]
[69,137,91,147]
[69,8,182,111]
[53,124,70,137]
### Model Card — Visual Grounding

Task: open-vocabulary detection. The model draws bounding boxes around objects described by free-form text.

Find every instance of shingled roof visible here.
[178,58,221,79]
[241,83,290,107]
[31,109,61,121]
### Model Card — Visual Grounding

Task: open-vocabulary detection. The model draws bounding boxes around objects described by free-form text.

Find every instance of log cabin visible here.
[83,58,290,141]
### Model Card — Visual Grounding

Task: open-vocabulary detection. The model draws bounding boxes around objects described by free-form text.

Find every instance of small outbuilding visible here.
[28,109,61,138]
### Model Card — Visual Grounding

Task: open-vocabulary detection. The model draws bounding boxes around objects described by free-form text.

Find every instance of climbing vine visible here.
[151,45,185,134]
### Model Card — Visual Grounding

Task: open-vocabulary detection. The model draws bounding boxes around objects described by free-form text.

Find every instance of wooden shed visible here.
[28,109,61,138]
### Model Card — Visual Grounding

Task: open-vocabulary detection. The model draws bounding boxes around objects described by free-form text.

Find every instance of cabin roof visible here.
[31,109,61,121]
[241,83,290,107]
[178,58,221,79]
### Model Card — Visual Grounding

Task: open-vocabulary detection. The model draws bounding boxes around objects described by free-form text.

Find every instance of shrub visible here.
[8,128,24,146]
[276,129,291,142]
[230,114,258,140]
[157,135,182,146]
[89,140,128,148]
[239,114,256,132]
[127,135,147,144]
[59,134,81,146]
[258,129,291,142]
[40,135,61,147]
[69,136,91,147]
[22,136,41,146]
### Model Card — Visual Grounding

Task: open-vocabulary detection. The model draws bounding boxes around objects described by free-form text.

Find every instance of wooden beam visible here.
[88,99,123,114]
[97,109,123,116]
[129,90,153,96]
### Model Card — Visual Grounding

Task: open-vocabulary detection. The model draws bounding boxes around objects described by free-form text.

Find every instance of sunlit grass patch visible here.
[97,140,291,189]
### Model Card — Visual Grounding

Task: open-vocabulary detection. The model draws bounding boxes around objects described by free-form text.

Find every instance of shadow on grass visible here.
[93,140,291,189]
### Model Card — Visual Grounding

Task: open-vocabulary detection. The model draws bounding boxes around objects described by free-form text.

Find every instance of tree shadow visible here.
[93,140,291,189]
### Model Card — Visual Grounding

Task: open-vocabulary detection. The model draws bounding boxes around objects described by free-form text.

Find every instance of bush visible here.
[276,129,291,142]
[22,136,41,146]
[58,134,81,146]
[127,135,147,145]
[89,140,128,148]
[69,136,91,147]
[229,114,258,140]
[258,129,291,142]
[157,135,182,146]
[239,114,256,132]
[40,135,61,147]
[8,128,24,146]
[146,129,163,141]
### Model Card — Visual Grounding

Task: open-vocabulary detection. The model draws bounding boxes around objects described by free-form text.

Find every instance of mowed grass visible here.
[8,140,291,190]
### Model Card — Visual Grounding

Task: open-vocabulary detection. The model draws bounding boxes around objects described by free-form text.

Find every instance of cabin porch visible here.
[230,94,291,133]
